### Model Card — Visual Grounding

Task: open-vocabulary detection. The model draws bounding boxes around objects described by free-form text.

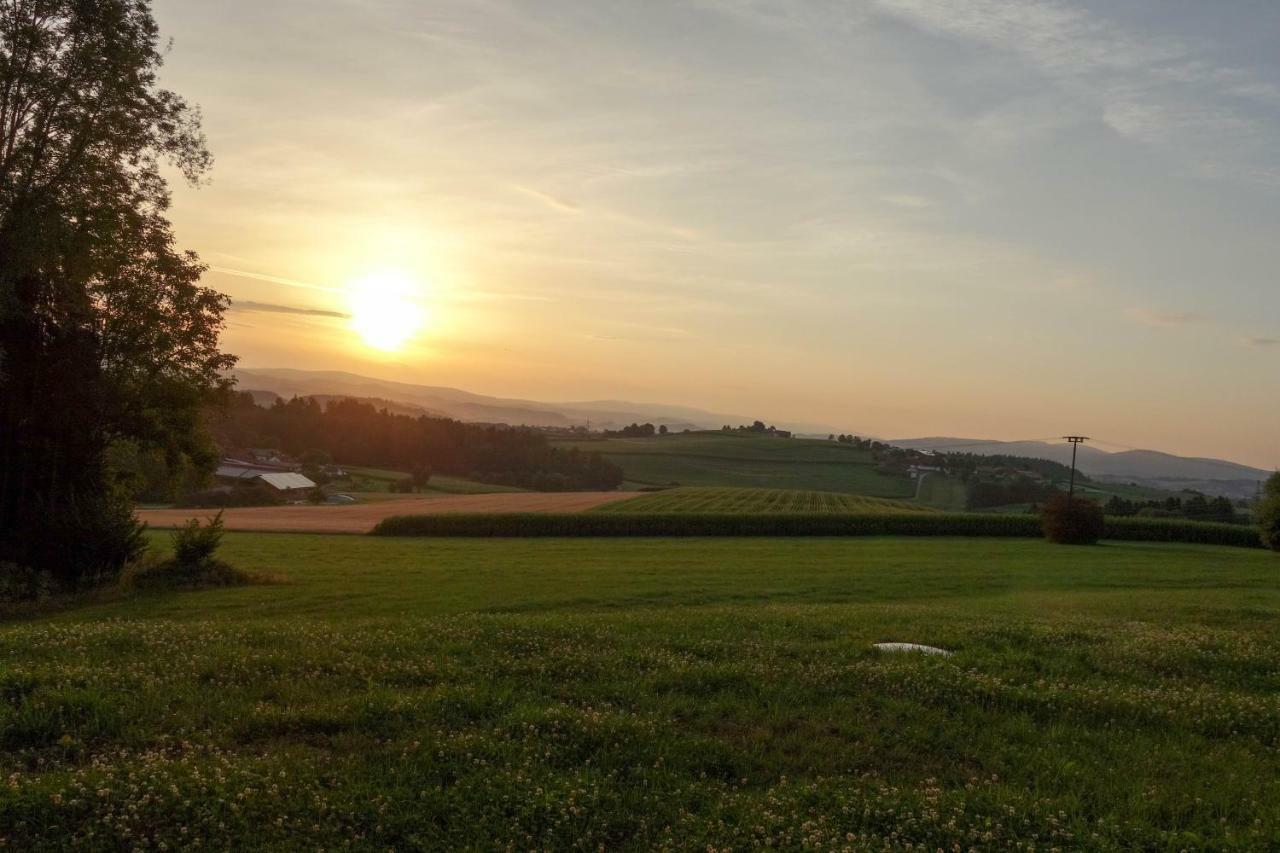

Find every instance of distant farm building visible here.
[215,459,316,497]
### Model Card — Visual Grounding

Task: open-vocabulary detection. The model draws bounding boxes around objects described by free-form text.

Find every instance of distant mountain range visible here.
[230,368,1271,500]
[893,438,1271,499]
[232,367,775,434]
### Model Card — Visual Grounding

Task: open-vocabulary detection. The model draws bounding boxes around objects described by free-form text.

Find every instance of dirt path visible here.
[136,492,634,534]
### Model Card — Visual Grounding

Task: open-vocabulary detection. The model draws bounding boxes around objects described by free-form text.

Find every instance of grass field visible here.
[913,473,969,510]
[551,432,915,497]
[3,533,1279,849]
[596,486,934,514]
[338,466,525,495]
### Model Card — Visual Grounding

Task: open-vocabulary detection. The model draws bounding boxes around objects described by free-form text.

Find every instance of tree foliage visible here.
[212,394,625,492]
[0,0,233,587]
[1041,494,1105,545]
[1258,472,1280,552]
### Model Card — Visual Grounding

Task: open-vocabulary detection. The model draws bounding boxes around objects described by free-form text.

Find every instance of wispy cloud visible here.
[873,0,1279,176]
[230,299,350,319]
[511,185,581,213]
[1244,336,1280,348]
[211,266,342,294]
[881,193,934,209]
[1125,306,1201,327]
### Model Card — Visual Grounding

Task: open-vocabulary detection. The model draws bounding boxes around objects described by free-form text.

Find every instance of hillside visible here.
[232,367,792,433]
[895,437,1270,498]
[552,431,916,498]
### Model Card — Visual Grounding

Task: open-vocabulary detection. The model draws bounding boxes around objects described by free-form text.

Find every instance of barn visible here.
[215,461,316,498]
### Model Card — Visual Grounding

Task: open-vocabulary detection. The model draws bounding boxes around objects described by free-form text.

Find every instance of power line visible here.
[1063,436,1090,500]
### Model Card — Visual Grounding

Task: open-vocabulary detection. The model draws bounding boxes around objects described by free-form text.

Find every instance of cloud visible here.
[881,193,934,209]
[1244,336,1280,348]
[211,266,342,294]
[1125,306,1201,327]
[230,299,350,319]
[511,185,581,213]
[872,0,1278,176]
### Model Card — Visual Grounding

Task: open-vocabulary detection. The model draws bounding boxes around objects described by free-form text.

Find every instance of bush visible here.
[130,512,250,589]
[178,482,283,508]
[173,512,226,569]
[1041,495,1105,545]
[0,561,54,604]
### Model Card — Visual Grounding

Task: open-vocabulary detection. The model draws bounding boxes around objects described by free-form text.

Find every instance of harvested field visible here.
[136,491,631,533]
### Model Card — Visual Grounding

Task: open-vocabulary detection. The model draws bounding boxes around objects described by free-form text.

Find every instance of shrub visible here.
[0,561,54,604]
[131,513,251,589]
[4,487,147,592]
[178,482,283,508]
[173,512,226,568]
[1041,495,1105,545]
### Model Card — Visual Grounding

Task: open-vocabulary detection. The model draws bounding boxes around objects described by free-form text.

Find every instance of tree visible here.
[658,424,668,435]
[1041,494,1105,545]
[0,1,232,588]
[410,465,433,492]
[1258,473,1280,552]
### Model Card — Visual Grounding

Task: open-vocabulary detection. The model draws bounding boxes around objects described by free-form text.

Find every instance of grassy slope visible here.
[914,473,969,510]
[595,486,934,514]
[338,465,525,495]
[552,432,915,497]
[3,534,1279,849]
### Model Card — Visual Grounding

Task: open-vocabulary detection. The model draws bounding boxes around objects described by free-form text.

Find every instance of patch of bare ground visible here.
[135,492,633,534]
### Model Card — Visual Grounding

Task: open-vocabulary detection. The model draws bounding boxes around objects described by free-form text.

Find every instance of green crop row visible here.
[596,486,932,515]
[1104,516,1264,548]
[371,511,1263,547]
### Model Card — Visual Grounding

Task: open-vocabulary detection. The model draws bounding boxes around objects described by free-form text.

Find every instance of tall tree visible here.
[0,0,233,587]
[1258,472,1280,552]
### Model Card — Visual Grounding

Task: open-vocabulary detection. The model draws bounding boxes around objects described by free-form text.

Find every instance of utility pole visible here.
[1062,436,1089,502]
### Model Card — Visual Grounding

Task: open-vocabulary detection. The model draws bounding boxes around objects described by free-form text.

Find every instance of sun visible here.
[347,270,425,351]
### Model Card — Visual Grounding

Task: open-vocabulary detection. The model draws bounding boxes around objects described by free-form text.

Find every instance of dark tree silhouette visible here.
[0,1,233,588]
[1258,472,1280,552]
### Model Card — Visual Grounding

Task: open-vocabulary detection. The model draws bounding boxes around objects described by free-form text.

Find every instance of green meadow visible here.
[3,533,1279,849]
[552,432,916,497]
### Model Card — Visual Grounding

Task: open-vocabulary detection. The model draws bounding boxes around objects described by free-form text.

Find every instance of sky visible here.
[152,0,1280,467]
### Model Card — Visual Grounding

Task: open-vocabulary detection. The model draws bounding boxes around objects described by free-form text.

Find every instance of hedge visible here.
[1104,517,1263,548]
[370,512,1264,548]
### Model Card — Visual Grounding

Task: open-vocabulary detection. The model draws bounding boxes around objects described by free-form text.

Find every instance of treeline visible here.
[833,435,883,449]
[1104,494,1240,524]
[605,422,669,437]
[721,421,791,436]
[948,453,1077,484]
[967,477,1059,509]
[213,394,624,491]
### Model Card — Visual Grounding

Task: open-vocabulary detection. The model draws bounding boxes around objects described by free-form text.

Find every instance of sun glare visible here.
[348,270,425,352]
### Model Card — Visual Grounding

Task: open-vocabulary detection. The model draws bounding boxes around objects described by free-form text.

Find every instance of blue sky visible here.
[155,0,1279,466]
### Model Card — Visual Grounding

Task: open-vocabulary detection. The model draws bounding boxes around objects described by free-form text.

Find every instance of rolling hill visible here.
[551,432,916,498]
[230,368,1268,499]
[232,367,784,433]
[894,437,1271,499]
